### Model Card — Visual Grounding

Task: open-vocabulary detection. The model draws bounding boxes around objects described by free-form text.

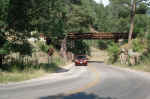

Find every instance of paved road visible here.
[1,62,150,99]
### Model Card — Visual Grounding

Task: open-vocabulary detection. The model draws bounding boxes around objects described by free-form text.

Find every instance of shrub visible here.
[132,39,145,52]
[141,53,150,64]
[107,42,120,64]
[147,33,150,52]
[72,40,91,55]
[37,41,53,53]
[98,40,108,50]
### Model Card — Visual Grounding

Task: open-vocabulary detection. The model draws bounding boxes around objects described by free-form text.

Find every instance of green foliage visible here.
[0,41,10,55]
[94,4,107,32]
[132,39,145,52]
[37,41,53,53]
[98,0,150,33]
[25,0,96,40]
[10,41,33,56]
[94,0,130,32]
[0,50,64,73]
[7,0,32,31]
[134,15,149,36]
[71,40,91,55]
[0,60,63,83]
[140,52,150,64]
[98,40,109,50]
[0,49,8,55]
[107,42,120,63]
[0,0,9,26]
[52,56,66,66]
[0,0,150,72]
[147,32,150,51]
[136,2,148,14]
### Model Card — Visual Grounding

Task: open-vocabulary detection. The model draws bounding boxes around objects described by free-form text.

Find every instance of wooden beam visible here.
[67,32,130,40]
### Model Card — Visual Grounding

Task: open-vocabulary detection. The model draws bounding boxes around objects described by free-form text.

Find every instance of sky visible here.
[94,0,109,6]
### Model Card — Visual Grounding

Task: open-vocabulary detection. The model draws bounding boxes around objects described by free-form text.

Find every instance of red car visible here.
[75,55,88,66]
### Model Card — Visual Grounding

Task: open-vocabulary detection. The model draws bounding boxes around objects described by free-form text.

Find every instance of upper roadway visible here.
[0,62,150,99]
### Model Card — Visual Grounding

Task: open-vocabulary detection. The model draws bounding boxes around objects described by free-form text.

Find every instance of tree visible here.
[0,0,10,67]
[7,0,32,32]
[129,0,149,43]
[95,0,131,32]
[128,0,136,44]
[109,0,149,43]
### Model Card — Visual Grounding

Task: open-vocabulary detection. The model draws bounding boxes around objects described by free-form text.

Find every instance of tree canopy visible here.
[0,0,150,54]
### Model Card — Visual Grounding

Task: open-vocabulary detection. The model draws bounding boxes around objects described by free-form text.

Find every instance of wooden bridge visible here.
[67,32,133,40]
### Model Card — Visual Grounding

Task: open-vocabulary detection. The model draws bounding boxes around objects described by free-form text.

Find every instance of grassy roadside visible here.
[113,62,150,73]
[90,47,150,73]
[0,55,69,84]
[0,63,63,84]
[0,70,46,83]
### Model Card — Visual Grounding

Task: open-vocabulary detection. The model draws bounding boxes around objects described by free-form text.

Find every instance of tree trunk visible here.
[60,38,67,61]
[128,0,136,44]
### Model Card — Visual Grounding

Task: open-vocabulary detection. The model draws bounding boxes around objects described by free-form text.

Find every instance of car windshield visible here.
[77,56,86,59]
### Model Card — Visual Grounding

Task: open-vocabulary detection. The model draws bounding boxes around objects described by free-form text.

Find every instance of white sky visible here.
[94,0,109,6]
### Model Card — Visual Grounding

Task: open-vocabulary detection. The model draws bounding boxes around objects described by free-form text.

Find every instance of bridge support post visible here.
[60,38,67,61]
[68,40,75,61]
[70,40,75,48]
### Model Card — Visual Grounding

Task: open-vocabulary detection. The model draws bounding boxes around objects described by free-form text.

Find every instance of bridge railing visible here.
[67,32,130,40]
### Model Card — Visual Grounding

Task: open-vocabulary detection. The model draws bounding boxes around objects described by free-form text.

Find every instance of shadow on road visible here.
[39,92,116,99]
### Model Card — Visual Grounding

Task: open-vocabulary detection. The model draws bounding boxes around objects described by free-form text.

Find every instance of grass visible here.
[0,70,46,83]
[90,47,150,73]
[113,62,150,73]
[0,54,68,84]
[0,41,71,84]
[0,62,64,84]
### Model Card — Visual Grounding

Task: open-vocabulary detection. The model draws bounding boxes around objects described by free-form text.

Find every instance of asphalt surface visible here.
[1,62,150,99]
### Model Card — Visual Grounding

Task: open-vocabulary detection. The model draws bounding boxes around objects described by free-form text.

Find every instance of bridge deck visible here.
[67,32,130,40]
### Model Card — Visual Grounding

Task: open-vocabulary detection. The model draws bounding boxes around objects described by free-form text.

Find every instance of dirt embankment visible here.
[89,47,108,62]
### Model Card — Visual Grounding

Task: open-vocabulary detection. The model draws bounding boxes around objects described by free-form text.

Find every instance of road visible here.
[0,62,150,99]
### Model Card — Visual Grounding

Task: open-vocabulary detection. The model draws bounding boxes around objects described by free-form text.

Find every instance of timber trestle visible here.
[67,32,132,40]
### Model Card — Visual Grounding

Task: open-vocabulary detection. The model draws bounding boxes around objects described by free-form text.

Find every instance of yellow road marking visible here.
[65,65,100,95]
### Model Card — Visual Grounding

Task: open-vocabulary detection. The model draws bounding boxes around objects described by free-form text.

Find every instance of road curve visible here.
[1,62,150,99]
